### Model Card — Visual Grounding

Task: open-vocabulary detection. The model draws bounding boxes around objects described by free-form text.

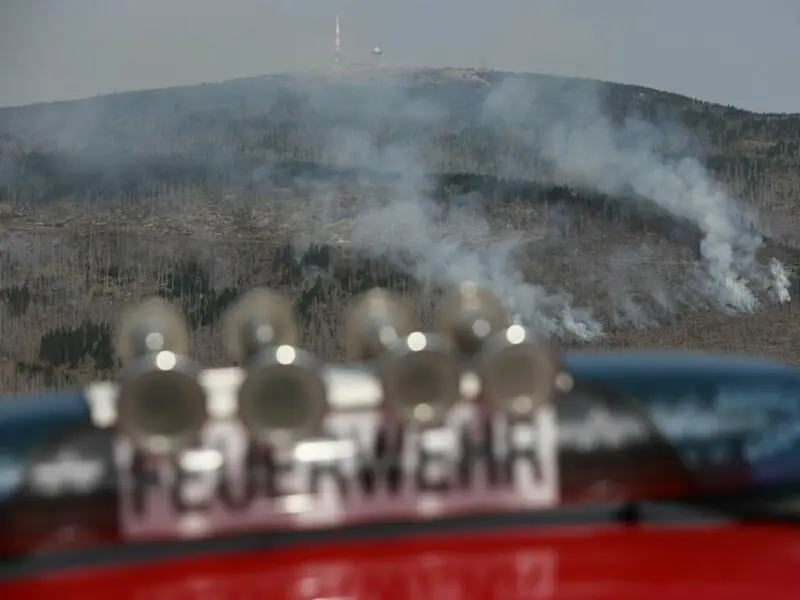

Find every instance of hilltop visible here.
[0,67,798,393]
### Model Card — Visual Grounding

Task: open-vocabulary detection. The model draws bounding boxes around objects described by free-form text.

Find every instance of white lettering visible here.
[115,404,560,541]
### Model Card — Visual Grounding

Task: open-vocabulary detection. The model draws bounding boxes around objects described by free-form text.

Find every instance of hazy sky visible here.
[1,0,798,112]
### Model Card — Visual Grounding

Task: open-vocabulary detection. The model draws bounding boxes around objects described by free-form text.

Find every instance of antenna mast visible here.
[335,14,341,66]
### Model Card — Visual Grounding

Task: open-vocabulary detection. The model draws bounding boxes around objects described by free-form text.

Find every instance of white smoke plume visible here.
[347,154,604,340]
[481,76,791,313]
[293,73,789,343]
[4,69,790,344]
[296,85,605,342]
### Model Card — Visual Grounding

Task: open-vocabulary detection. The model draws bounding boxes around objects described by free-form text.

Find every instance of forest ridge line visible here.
[0,68,798,118]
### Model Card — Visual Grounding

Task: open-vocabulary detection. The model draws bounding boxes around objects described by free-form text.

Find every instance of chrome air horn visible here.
[83,282,575,544]
[437,281,572,416]
[115,298,207,456]
[436,280,510,356]
[103,282,570,455]
[347,289,461,427]
[475,324,571,417]
[344,288,413,362]
[224,288,329,448]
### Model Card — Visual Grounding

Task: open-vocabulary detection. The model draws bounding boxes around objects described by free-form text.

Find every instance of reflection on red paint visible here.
[140,547,556,600]
[4,524,800,600]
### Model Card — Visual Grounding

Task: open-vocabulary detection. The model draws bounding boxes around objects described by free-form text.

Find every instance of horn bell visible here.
[237,345,329,448]
[345,288,413,361]
[436,281,510,356]
[378,331,461,427]
[223,288,299,364]
[116,298,191,365]
[116,351,207,457]
[474,325,568,418]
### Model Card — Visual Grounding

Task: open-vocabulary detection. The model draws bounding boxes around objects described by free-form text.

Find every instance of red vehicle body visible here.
[4,522,799,600]
[3,352,800,598]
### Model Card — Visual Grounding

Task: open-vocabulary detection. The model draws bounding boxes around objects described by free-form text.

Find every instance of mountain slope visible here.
[0,68,798,391]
